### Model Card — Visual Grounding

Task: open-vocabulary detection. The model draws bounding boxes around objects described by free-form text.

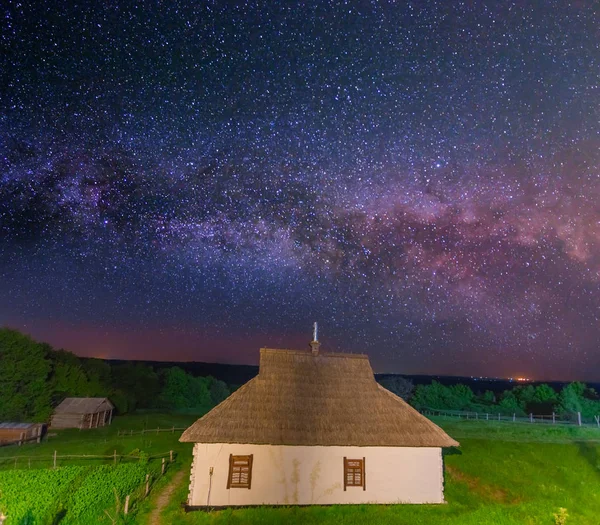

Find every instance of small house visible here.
[50,397,114,429]
[180,340,459,507]
[0,422,44,445]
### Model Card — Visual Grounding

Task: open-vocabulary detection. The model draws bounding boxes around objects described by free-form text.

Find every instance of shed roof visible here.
[180,347,459,448]
[53,397,114,414]
[0,422,39,429]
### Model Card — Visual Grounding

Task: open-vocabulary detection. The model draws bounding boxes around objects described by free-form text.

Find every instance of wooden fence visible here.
[0,449,176,470]
[423,407,600,427]
[0,449,176,518]
[117,426,187,436]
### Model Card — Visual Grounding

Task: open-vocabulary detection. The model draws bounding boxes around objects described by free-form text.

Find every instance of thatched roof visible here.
[180,348,458,447]
[53,397,113,414]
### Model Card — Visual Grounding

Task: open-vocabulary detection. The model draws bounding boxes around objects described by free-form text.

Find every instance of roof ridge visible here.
[180,349,459,448]
[259,347,369,359]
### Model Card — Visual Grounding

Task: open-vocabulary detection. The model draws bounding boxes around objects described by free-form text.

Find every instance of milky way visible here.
[1,1,599,379]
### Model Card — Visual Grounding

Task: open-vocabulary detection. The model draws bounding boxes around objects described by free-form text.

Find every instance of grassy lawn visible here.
[0,413,198,469]
[2,414,600,524]
[146,417,600,525]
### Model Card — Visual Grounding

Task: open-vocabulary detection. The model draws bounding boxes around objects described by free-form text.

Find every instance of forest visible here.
[0,328,229,422]
[1,327,598,423]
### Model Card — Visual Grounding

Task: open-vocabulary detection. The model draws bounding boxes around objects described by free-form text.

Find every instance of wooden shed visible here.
[0,422,44,445]
[50,397,114,429]
[181,340,459,508]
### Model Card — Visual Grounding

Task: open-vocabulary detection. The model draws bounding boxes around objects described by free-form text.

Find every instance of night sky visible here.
[1,1,599,380]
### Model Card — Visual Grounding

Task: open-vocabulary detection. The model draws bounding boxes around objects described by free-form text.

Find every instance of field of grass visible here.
[148,417,600,525]
[2,414,600,524]
[0,413,198,524]
[0,413,198,469]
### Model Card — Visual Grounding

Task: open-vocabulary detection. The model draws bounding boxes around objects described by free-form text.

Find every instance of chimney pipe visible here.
[310,322,320,355]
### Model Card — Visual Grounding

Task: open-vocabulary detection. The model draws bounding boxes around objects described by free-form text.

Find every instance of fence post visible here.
[145,474,150,496]
[114,450,117,465]
[130,429,133,436]
[513,413,516,422]
[577,412,582,426]
[552,412,555,424]
[475,412,478,420]
[595,415,599,428]
[172,426,175,433]
[157,427,160,434]
[530,413,533,423]
[486,413,489,421]
[124,495,130,515]
[161,458,166,475]
[170,450,173,462]
[498,413,500,421]
[53,450,57,469]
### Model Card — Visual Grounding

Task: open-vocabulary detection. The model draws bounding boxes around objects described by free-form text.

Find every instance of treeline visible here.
[0,328,230,422]
[409,380,600,417]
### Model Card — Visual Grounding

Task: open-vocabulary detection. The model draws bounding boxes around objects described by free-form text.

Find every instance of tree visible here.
[479,390,496,404]
[158,367,190,410]
[158,367,212,411]
[558,383,584,415]
[82,358,112,395]
[449,384,475,409]
[533,384,558,404]
[110,362,161,411]
[0,329,53,421]
[208,377,230,405]
[50,349,93,403]
[498,391,526,416]
[377,376,414,400]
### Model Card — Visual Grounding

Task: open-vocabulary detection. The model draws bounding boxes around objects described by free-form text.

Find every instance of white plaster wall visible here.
[188,444,444,506]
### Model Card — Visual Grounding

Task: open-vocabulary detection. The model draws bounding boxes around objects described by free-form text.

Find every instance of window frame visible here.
[343,457,366,491]
[227,454,253,489]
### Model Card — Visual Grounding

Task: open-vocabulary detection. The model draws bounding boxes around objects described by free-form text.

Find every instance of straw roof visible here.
[180,348,458,447]
[53,397,113,414]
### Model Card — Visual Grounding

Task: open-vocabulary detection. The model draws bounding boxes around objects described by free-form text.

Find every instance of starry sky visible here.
[1,1,599,380]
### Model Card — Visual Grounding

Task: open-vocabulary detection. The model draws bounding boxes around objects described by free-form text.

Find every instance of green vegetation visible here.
[0,466,84,524]
[149,418,600,525]
[2,413,600,524]
[411,380,600,419]
[0,463,165,525]
[62,462,161,524]
[0,414,196,524]
[0,328,229,422]
[0,413,197,468]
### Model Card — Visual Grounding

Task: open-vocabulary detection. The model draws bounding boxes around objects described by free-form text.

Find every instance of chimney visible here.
[310,322,320,356]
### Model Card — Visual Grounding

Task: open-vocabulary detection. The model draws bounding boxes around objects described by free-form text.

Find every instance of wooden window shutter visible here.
[344,457,365,490]
[227,454,253,489]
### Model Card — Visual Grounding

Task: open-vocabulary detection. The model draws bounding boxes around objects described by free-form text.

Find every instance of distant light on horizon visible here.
[1,1,599,380]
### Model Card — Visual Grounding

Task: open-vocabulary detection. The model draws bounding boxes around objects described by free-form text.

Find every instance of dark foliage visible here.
[0,328,230,421]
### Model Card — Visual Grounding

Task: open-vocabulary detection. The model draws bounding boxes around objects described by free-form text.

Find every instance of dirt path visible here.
[150,469,186,525]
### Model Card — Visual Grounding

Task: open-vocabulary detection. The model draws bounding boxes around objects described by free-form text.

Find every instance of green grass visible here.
[0,413,197,524]
[432,416,600,443]
[0,413,197,469]
[148,417,600,525]
[2,414,600,524]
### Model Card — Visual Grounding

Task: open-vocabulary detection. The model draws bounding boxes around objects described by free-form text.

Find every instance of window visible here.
[343,457,365,490]
[227,454,253,489]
